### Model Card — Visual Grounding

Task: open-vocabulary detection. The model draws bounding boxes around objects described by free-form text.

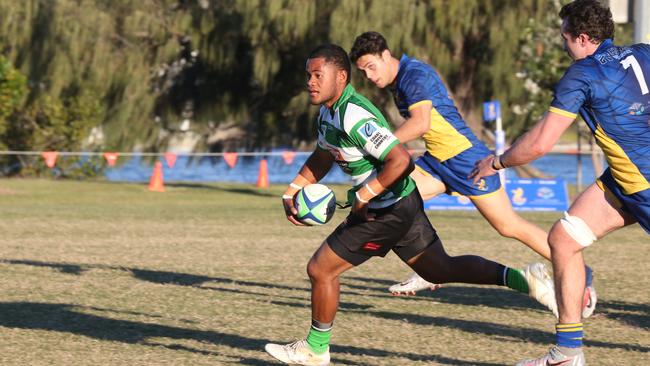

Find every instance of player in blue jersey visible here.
[349,31,596,316]
[471,1,650,365]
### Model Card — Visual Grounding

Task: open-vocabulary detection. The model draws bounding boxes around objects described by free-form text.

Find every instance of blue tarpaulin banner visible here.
[423,178,569,212]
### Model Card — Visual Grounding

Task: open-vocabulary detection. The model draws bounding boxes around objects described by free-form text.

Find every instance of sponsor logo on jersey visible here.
[357,122,392,149]
[628,102,646,116]
[475,179,488,191]
[359,122,377,138]
[369,131,390,149]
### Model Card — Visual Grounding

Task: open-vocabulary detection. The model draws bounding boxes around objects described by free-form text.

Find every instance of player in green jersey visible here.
[264,44,556,366]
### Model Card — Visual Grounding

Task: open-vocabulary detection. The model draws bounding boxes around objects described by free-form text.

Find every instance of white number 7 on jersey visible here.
[621,55,649,95]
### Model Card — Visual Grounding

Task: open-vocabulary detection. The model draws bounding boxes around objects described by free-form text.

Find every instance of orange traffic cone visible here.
[148,161,165,192]
[256,159,269,188]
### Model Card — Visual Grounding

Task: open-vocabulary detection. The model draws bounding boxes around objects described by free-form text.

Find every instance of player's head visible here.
[306,44,351,107]
[559,0,614,60]
[350,31,396,89]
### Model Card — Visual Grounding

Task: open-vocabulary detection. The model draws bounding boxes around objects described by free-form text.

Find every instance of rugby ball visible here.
[294,184,336,226]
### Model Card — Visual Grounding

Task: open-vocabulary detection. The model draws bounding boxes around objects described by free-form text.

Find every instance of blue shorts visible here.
[415,150,501,198]
[598,168,650,235]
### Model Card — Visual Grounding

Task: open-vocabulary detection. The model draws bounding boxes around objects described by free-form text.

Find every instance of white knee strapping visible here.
[559,212,597,247]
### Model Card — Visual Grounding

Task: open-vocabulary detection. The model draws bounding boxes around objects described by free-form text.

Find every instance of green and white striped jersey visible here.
[316,84,415,208]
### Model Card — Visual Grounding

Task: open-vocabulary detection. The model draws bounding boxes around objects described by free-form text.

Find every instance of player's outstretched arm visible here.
[470,111,574,184]
[501,111,574,167]
[393,101,432,144]
[282,148,335,225]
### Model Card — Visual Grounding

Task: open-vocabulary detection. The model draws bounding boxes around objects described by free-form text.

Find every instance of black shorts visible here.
[327,189,439,266]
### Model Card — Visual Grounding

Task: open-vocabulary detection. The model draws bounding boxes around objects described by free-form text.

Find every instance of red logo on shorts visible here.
[363,242,382,251]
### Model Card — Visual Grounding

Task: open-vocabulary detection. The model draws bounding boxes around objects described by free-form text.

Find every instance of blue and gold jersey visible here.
[391,54,490,162]
[550,39,650,195]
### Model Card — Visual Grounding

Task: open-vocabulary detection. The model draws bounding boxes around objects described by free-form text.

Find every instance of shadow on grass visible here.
[271,299,552,345]
[598,299,650,331]
[344,275,548,314]
[0,301,273,362]
[4,259,650,338]
[269,299,650,354]
[1,259,308,292]
[2,259,543,313]
[3,259,87,275]
[128,267,314,293]
[0,301,504,366]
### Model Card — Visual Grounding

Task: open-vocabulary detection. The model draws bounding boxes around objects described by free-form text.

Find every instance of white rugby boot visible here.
[515,346,585,366]
[523,262,558,317]
[265,339,330,365]
[388,272,442,295]
[582,266,597,318]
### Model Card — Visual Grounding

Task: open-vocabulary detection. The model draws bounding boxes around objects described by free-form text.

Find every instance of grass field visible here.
[0,179,648,365]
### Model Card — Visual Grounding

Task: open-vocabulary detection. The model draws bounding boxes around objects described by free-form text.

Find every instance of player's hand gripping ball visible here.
[294,184,336,226]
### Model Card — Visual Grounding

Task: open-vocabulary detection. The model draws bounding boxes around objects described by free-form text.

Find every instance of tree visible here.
[0,0,593,156]
[0,55,27,150]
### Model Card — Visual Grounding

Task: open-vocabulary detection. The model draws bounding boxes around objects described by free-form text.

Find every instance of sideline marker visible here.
[256,159,269,188]
[148,161,165,192]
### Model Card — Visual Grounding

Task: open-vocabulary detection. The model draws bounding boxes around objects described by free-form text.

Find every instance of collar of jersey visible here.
[393,54,411,91]
[330,84,356,113]
[594,39,613,54]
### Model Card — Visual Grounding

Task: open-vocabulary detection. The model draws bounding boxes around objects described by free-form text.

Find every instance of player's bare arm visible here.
[470,111,574,185]
[393,101,432,144]
[283,148,335,226]
[352,144,414,221]
[301,147,336,183]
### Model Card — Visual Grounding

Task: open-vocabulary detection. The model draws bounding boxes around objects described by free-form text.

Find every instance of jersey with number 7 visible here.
[549,39,650,195]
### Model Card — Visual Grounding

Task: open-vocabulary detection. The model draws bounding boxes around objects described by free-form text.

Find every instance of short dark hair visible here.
[559,0,614,42]
[349,31,389,63]
[307,44,351,84]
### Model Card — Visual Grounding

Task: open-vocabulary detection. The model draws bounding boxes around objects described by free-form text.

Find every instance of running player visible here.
[264,44,556,366]
[349,31,597,317]
[471,1,650,364]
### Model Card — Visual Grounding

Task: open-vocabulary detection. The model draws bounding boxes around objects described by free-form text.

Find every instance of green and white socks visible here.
[306,319,332,354]
[506,267,530,294]
[497,265,530,294]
